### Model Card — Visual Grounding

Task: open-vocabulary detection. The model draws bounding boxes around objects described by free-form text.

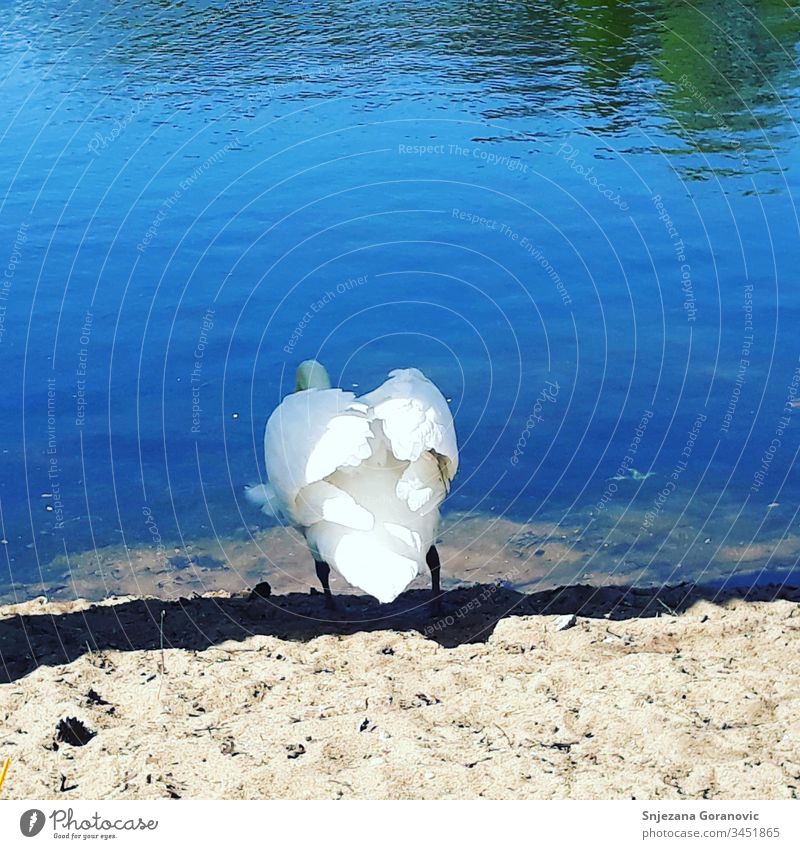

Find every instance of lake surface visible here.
[1,0,799,601]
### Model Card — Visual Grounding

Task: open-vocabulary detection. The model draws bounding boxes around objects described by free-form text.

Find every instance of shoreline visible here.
[1,582,798,799]
[4,510,799,606]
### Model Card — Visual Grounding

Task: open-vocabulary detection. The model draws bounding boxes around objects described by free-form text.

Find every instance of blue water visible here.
[1,0,799,598]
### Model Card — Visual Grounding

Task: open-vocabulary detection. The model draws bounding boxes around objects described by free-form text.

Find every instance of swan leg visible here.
[314,560,336,609]
[426,545,442,612]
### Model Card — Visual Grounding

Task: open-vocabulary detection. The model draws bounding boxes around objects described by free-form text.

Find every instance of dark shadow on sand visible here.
[2,581,798,683]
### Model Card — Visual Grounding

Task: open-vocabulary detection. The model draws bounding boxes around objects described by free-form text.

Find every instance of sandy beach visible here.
[1,581,798,800]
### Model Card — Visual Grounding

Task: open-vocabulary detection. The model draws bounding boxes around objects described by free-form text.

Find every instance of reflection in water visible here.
[14,1,800,150]
[654,0,800,164]
[570,0,643,108]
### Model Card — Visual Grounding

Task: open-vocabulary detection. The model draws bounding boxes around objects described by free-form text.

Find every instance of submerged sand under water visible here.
[3,508,798,605]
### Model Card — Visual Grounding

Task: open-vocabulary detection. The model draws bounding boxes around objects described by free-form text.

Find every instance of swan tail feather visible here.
[245,482,282,519]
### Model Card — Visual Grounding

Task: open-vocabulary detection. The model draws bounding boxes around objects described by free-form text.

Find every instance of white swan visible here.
[246,360,458,605]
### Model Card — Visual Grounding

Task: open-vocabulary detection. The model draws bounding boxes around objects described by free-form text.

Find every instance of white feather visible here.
[294,480,374,531]
[264,388,373,525]
[360,368,458,479]
[244,482,282,519]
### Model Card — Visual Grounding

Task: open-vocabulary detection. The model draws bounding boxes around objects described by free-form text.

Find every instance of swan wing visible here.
[264,388,373,524]
[294,480,374,531]
[360,367,458,483]
[395,451,448,515]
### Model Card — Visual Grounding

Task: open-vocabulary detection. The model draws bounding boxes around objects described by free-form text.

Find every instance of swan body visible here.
[247,363,458,603]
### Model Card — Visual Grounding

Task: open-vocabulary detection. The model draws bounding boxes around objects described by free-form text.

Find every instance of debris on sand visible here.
[55,717,96,748]
[554,613,577,631]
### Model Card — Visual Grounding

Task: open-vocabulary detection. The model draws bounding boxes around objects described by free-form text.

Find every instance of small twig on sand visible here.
[493,723,514,749]
[157,610,166,702]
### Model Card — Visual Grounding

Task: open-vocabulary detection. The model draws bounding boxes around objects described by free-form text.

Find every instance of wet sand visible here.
[1,581,798,800]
